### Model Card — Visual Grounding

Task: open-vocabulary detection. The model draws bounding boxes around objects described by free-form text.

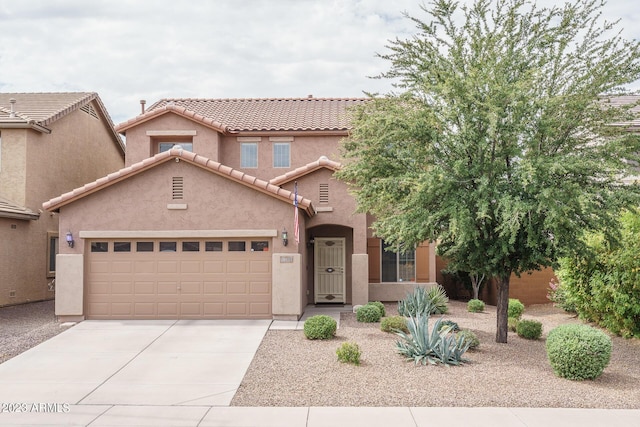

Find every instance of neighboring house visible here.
[0,93,125,307]
[44,97,441,321]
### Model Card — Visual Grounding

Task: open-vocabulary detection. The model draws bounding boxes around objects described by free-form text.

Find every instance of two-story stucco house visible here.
[0,93,125,307]
[44,97,441,321]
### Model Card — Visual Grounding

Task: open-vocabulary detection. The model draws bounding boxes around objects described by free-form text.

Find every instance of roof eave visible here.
[0,210,40,221]
[0,121,52,134]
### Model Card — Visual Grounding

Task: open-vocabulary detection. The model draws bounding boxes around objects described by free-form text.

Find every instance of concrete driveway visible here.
[0,319,270,408]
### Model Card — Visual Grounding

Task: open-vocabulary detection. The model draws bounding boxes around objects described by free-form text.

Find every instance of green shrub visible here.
[367,301,386,317]
[508,317,519,332]
[438,319,460,332]
[336,342,361,365]
[547,278,577,313]
[508,298,525,319]
[303,315,337,340]
[356,304,382,323]
[395,315,471,365]
[556,209,640,338]
[467,299,485,313]
[516,319,543,340]
[456,329,479,350]
[397,285,448,317]
[546,324,612,380]
[381,315,409,333]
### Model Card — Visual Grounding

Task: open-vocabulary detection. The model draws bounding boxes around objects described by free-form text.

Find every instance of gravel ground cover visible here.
[0,300,72,364]
[232,300,640,408]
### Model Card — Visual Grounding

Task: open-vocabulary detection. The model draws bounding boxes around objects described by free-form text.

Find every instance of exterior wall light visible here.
[66,231,74,248]
[282,228,288,247]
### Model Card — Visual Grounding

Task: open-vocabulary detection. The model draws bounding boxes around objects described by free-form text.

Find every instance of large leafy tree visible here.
[338,0,640,342]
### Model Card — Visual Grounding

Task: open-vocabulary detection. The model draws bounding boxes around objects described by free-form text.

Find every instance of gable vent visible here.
[172,177,184,199]
[319,183,329,204]
[81,104,99,120]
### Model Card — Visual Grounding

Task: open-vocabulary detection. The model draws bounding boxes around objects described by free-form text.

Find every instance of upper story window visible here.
[241,143,258,168]
[158,142,193,153]
[273,143,290,168]
[147,131,196,156]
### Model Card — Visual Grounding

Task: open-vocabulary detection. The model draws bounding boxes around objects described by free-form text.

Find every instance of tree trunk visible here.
[495,275,510,343]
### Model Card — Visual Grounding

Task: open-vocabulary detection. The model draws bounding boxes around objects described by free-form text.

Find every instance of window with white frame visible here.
[381,240,416,282]
[273,143,290,168]
[241,143,258,168]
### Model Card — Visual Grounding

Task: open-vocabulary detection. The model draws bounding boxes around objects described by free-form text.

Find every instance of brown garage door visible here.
[85,238,272,319]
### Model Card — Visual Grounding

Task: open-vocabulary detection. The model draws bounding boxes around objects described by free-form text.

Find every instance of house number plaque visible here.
[280,256,293,263]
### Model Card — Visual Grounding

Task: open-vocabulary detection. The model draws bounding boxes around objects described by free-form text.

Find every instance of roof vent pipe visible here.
[9,98,16,117]
[140,99,146,114]
[308,94,313,98]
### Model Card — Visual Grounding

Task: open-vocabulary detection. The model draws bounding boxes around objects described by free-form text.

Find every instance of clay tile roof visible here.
[0,92,125,153]
[270,156,342,186]
[116,97,368,134]
[43,148,315,216]
[0,197,40,220]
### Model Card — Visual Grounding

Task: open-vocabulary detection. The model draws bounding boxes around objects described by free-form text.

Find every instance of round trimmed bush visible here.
[546,324,612,380]
[467,299,485,313]
[336,341,361,365]
[381,315,409,333]
[508,298,525,319]
[457,329,479,350]
[516,319,543,340]
[367,301,386,317]
[356,304,382,323]
[303,315,337,340]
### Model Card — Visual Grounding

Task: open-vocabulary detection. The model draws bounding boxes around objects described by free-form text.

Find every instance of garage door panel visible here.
[89,282,109,295]
[134,281,155,294]
[181,261,201,273]
[250,260,270,273]
[250,282,270,294]
[86,238,272,319]
[111,303,134,316]
[203,303,225,316]
[157,282,178,295]
[179,282,202,294]
[158,303,179,316]
[250,303,271,316]
[157,261,178,273]
[111,282,133,294]
[112,261,133,273]
[227,260,248,273]
[227,303,249,316]
[227,282,248,294]
[89,261,110,274]
[134,303,156,316]
[203,261,224,273]
[134,261,156,273]
[204,282,224,294]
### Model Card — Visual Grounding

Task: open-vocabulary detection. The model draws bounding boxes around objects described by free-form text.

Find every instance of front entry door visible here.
[314,238,346,303]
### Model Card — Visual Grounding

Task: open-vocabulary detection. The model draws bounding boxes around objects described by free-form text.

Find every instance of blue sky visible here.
[0,0,638,124]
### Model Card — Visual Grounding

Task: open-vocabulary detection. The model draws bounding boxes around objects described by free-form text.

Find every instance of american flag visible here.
[294,181,300,245]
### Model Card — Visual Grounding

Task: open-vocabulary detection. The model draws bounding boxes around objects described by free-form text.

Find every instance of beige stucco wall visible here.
[219,134,345,181]
[369,282,439,303]
[0,129,27,205]
[55,254,84,320]
[0,103,124,307]
[272,253,303,319]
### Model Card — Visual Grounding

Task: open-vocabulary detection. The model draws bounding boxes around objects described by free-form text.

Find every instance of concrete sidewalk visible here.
[1,405,638,426]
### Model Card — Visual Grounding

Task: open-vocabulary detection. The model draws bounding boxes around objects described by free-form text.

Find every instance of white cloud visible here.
[0,0,637,124]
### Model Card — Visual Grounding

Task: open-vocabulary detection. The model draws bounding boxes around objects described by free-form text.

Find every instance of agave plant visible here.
[395,315,471,366]
[397,285,449,317]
